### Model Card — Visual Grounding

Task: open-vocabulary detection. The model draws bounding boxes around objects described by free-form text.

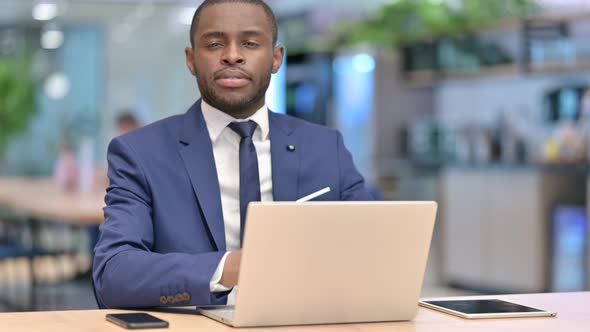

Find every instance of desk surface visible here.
[0,292,588,332]
[0,177,104,225]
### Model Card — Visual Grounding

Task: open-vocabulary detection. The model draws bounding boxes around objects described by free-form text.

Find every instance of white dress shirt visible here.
[201,100,273,304]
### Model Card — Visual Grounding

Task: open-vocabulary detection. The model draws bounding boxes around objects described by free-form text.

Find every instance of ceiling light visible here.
[41,29,64,49]
[33,3,58,21]
[352,54,375,74]
[44,72,70,100]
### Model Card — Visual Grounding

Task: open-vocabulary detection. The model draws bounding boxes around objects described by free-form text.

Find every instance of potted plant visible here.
[0,55,36,174]
[341,0,537,48]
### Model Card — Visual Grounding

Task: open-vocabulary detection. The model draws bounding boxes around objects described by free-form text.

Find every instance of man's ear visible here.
[185,47,197,76]
[271,45,285,74]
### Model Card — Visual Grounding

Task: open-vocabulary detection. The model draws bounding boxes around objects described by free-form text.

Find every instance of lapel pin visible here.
[287,145,296,152]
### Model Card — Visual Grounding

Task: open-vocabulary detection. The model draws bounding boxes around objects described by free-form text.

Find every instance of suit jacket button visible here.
[160,296,168,304]
[182,292,191,302]
[166,296,175,304]
[174,294,183,303]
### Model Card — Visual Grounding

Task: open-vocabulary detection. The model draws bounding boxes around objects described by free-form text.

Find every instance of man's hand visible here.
[219,250,241,288]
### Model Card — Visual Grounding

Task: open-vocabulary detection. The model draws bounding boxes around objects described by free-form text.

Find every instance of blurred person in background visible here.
[93,0,372,309]
[115,111,141,136]
[94,110,143,185]
[55,110,142,193]
[53,136,78,192]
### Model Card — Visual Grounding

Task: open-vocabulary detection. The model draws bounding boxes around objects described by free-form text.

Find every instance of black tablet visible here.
[419,299,557,319]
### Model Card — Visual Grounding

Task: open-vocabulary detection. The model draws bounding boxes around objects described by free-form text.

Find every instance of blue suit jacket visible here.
[93,100,372,308]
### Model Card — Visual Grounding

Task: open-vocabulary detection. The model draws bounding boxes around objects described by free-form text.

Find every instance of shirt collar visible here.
[201,100,270,143]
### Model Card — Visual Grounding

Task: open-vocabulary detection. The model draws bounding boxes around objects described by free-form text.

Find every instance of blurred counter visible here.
[378,158,589,292]
[438,166,587,293]
[411,160,590,174]
[0,177,105,225]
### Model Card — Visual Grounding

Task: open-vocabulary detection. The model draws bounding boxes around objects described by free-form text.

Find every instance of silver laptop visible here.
[198,201,437,327]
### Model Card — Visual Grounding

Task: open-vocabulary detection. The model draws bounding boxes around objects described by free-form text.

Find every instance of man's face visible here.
[185,3,284,118]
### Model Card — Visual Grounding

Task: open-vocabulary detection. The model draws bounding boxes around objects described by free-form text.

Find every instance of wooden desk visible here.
[0,177,104,226]
[0,292,588,332]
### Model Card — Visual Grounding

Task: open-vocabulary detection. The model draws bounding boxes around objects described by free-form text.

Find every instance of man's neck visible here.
[227,108,260,119]
[203,99,265,119]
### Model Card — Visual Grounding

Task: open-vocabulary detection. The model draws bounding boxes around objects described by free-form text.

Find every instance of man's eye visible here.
[208,42,223,48]
[244,41,259,48]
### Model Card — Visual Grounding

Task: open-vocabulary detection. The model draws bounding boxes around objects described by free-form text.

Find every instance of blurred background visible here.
[0,0,589,312]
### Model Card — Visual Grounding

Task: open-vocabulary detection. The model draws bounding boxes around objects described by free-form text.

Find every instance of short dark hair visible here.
[115,111,139,127]
[189,0,278,48]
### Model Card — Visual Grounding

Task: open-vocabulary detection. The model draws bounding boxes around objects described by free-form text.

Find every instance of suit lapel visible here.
[178,101,226,251]
[269,112,299,201]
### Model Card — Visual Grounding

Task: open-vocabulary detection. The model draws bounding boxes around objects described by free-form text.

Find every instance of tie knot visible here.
[229,120,257,139]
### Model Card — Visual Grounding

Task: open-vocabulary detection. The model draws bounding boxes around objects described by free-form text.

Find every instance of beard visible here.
[196,69,272,117]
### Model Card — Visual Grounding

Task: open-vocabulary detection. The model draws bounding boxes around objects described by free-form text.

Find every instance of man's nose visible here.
[221,43,245,66]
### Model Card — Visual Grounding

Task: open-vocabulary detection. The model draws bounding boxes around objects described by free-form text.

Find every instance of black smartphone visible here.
[106,313,169,329]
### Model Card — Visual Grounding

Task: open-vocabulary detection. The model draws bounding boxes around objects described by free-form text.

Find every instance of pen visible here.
[296,187,331,203]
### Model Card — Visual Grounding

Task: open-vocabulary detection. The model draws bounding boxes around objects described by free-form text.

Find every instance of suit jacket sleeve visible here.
[93,137,228,308]
[336,131,374,201]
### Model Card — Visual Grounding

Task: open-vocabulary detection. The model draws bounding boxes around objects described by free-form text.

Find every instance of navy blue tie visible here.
[228,121,261,246]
